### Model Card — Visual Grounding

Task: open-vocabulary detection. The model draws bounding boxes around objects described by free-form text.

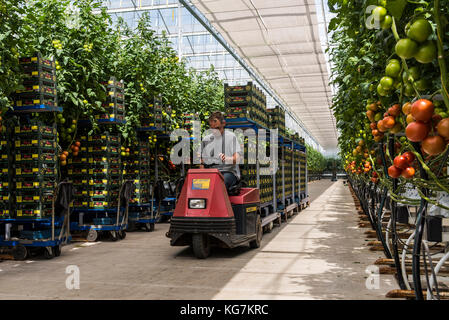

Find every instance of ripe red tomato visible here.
[422,135,446,155]
[388,165,402,178]
[383,116,396,129]
[388,104,401,117]
[402,151,416,164]
[401,167,415,179]
[370,122,377,130]
[406,121,430,142]
[378,120,388,132]
[411,99,434,122]
[437,118,449,139]
[394,155,409,169]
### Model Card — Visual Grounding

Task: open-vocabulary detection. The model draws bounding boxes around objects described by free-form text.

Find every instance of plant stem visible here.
[434,0,449,110]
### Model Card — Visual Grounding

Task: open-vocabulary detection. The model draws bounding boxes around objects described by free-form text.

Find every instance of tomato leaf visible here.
[386,0,407,20]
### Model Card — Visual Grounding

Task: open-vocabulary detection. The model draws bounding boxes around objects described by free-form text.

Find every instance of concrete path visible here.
[0,180,397,299]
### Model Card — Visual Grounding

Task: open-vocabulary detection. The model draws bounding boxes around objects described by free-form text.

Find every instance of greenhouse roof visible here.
[188,0,337,149]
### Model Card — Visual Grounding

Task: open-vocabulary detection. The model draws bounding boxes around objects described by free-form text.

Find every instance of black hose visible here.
[411,141,429,300]
[388,136,407,290]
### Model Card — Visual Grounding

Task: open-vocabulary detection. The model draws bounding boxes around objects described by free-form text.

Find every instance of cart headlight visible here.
[189,199,206,209]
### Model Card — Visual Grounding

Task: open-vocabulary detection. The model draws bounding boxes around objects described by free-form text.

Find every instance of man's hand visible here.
[219,153,227,163]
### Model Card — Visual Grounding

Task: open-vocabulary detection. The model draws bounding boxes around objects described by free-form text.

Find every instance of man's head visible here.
[208,111,226,132]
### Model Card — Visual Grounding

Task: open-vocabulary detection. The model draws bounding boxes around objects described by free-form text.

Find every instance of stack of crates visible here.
[259,166,273,205]
[141,96,163,129]
[13,53,58,111]
[14,123,58,219]
[258,141,273,205]
[267,106,286,137]
[224,82,268,128]
[240,136,257,189]
[284,146,293,198]
[294,149,301,197]
[96,78,125,123]
[276,145,285,203]
[183,113,197,137]
[123,139,152,205]
[299,151,307,195]
[0,125,11,219]
[69,131,122,210]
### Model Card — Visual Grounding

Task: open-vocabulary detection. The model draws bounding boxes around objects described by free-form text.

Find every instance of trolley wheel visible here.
[44,247,54,259]
[12,245,28,261]
[110,231,118,241]
[276,215,282,226]
[250,216,263,249]
[118,230,126,240]
[53,245,62,257]
[144,223,155,232]
[265,221,273,233]
[192,233,211,259]
[87,229,98,242]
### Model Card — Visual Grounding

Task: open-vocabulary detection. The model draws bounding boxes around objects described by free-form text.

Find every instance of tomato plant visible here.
[329,0,449,222]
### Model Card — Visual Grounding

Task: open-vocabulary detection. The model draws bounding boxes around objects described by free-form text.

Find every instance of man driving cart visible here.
[200,111,242,190]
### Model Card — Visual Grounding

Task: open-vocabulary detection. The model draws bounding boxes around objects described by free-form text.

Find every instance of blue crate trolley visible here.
[128,200,158,232]
[0,181,73,260]
[70,180,134,242]
[225,117,283,232]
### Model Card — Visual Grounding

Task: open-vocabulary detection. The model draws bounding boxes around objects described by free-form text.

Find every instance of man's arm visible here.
[219,152,239,164]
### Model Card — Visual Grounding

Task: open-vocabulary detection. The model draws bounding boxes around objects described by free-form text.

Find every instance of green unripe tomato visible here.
[408,66,421,80]
[414,40,437,64]
[415,78,430,91]
[372,6,387,21]
[385,61,401,78]
[395,38,418,59]
[377,84,389,96]
[380,76,394,89]
[407,19,433,43]
[374,112,383,122]
[404,82,415,96]
[381,15,393,29]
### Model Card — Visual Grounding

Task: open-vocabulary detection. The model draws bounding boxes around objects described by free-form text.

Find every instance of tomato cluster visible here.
[404,99,448,155]
[59,141,81,166]
[367,102,402,141]
[388,151,416,179]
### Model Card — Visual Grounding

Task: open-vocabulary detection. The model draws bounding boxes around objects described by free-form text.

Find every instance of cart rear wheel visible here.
[87,229,98,242]
[54,245,62,257]
[118,230,126,240]
[144,223,155,232]
[250,216,262,249]
[192,233,210,259]
[44,247,54,259]
[13,245,28,261]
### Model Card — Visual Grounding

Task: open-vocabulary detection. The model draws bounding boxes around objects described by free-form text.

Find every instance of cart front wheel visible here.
[144,223,155,232]
[87,229,98,242]
[13,245,28,261]
[192,233,210,259]
[44,247,54,259]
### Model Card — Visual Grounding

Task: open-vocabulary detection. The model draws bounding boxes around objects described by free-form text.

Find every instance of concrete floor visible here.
[0,180,397,299]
